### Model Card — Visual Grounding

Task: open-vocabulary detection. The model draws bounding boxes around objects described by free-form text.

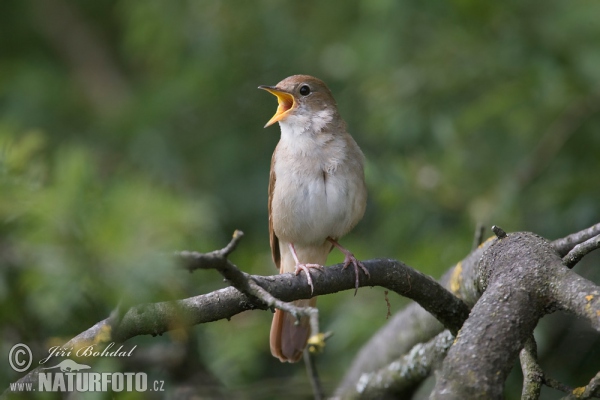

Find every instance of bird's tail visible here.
[270,297,317,362]
[269,241,330,362]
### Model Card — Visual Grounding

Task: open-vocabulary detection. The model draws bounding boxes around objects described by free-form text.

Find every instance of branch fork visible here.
[178,230,321,336]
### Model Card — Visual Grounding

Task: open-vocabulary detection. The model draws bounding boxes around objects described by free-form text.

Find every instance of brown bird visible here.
[259,75,368,362]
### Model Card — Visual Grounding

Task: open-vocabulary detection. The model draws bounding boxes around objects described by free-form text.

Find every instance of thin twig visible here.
[552,223,600,257]
[177,229,245,272]
[519,336,543,400]
[178,230,319,332]
[563,234,600,269]
[545,376,573,394]
[472,222,486,251]
[518,336,593,399]
[559,371,600,399]
[304,349,325,400]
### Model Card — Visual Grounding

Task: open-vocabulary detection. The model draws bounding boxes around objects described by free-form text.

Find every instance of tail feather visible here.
[270,298,317,362]
[270,241,329,362]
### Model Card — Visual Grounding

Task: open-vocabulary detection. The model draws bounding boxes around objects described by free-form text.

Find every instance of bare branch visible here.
[550,269,600,332]
[338,223,600,398]
[177,230,320,335]
[544,376,573,394]
[507,336,580,399]
[6,252,468,394]
[560,372,600,399]
[177,230,245,272]
[431,232,579,399]
[304,349,325,400]
[552,223,600,257]
[349,330,454,399]
[563,234,600,269]
[8,224,600,399]
[472,222,486,251]
[337,239,493,396]
[335,302,444,396]
[178,231,470,339]
[520,337,543,400]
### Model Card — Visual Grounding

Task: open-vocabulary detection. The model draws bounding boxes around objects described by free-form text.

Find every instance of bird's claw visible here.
[343,254,369,296]
[294,263,324,294]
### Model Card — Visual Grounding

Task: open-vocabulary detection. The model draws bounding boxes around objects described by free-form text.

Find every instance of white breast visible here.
[271,115,366,246]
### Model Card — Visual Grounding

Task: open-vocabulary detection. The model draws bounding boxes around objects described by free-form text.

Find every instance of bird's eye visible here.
[299,85,311,96]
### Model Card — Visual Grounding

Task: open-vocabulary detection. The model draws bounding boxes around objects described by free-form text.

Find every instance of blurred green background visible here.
[1,0,599,398]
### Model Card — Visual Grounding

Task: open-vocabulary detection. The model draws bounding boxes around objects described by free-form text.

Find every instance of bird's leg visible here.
[289,243,324,295]
[327,237,369,295]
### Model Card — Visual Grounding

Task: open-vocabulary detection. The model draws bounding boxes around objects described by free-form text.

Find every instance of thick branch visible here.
[336,244,490,396]
[431,232,578,399]
[349,330,454,399]
[6,256,467,393]
[8,224,599,398]
[337,223,600,398]
[335,301,444,397]
[178,231,320,337]
[551,268,600,332]
[178,242,469,336]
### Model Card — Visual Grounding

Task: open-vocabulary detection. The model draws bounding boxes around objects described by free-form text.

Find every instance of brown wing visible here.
[268,147,280,270]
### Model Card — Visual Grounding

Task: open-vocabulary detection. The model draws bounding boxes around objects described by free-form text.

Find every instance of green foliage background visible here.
[1,1,599,398]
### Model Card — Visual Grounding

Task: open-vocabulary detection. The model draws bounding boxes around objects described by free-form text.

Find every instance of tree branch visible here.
[561,372,600,400]
[337,224,600,398]
[6,243,468,393]
[7,224,600,399]
[335,301,444,397]
[336,240,491,396]
[304,349,325,400]
[121,258,466,340]
[550,268,600,332]
[472,222,486,250]
[431,231,600,399]
[544,376,574,395]
[177,230,320,334]
[552,223,600,257]
[520,337,543,400]
[348,330,454,399]
[563,234,600,269]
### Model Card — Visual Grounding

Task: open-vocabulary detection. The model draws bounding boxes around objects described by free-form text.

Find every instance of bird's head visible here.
[259,75,338,129]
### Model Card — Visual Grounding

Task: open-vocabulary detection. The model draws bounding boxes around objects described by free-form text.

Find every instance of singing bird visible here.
[259,75,368,362]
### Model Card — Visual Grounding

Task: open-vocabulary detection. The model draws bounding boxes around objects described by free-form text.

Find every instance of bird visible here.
[259,75,368,362]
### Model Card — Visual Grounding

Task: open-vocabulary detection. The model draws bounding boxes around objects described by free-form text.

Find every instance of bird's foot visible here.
[294,263,324,294]
[343,253,369,296]
[327,238,369,295]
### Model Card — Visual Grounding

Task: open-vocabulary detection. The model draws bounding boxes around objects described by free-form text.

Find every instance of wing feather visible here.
[268,147,280,270]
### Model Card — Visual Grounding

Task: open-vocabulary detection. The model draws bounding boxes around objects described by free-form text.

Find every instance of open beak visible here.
[258,85,295,127]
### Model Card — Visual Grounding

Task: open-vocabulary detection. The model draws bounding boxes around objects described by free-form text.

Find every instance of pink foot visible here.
[328,238,370,295]
[294,263,324,294]
[288,243,324,294]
